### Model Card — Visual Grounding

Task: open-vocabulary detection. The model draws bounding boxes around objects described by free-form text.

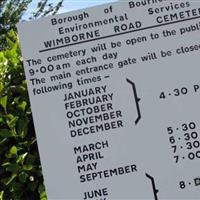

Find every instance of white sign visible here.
[18,0,200,199]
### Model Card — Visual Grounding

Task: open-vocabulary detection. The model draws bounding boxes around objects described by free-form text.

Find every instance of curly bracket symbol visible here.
[126,78,141,125]
[145,173,159,200]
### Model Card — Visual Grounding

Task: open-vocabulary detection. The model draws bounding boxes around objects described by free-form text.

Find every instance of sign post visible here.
[18,1,200,199]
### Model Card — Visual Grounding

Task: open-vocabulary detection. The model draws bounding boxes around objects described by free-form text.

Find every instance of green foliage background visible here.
[0,1,63,199]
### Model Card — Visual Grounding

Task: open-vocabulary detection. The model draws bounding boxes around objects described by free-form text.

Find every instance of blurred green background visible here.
[0,1,63,199]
